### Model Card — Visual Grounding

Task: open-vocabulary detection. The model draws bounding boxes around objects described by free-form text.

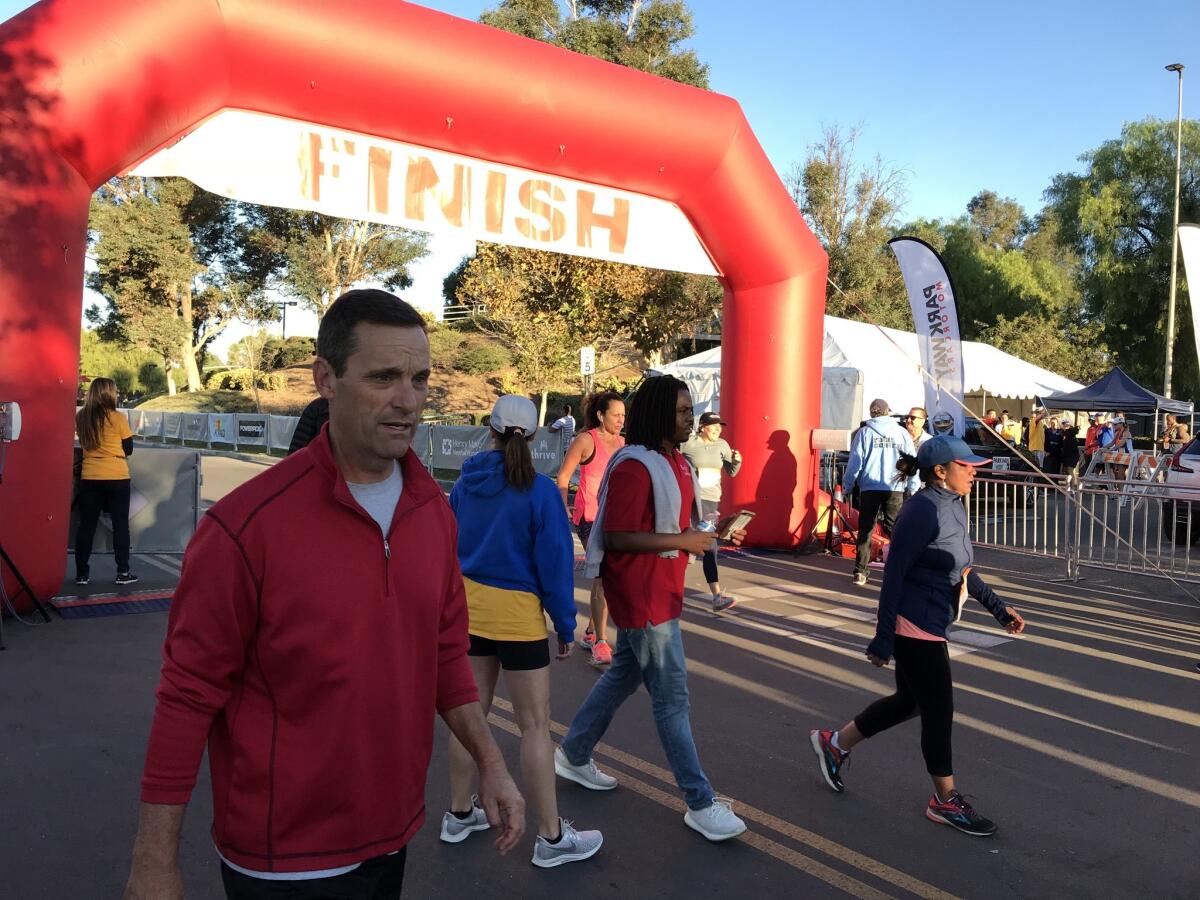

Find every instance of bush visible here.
[205,368,287,391]
[429,328,465,363]
[263,336,316,369]
[455,343,511,375]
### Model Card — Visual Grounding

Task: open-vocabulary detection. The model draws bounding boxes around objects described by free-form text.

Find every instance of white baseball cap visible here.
[490,395,538,436]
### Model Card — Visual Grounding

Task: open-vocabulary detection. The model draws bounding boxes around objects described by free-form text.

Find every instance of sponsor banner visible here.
[162,412,183,441]
[131,109,717,277]
[431,425,492,471]
[528,428,564,476]
[208,413,235,444]
[1179,224,1200,375]
[268,415,297,451]
[237,414,270,446]
[140,410,163,439]
[888,237,967,437]
[430,425,562,474]
[183,413,209,443]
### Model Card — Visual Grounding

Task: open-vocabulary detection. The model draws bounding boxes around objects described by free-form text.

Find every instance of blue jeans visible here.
[561,618,715,810]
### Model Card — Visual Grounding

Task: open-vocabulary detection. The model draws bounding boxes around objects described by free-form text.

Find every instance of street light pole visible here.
[1164,63,1185,398]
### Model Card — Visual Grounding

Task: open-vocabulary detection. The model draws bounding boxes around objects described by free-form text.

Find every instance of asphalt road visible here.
[6,457,1200,898]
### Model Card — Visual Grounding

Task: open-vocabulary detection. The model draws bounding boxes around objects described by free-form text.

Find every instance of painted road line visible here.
[486,712,897,900]
[139,554,182,576]
[489,698,959,900]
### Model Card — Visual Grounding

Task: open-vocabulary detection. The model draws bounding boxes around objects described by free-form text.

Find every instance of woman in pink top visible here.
[557,391,625,666]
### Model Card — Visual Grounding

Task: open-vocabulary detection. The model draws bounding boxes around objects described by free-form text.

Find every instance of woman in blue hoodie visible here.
[810,435,1027,837]
[443,395,602,868]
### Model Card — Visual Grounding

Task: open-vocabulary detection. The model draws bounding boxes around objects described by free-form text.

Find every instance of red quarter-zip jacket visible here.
[139,427,479,873]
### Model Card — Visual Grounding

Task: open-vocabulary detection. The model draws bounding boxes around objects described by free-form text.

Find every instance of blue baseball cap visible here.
[917,435,989,468]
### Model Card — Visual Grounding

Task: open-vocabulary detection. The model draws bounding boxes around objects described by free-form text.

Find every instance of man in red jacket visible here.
[124,290,524,900]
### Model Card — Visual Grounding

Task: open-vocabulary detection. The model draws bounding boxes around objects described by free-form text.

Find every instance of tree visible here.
[246,209,429,319]
[454,243,577,421]
[469,1,716,361]
[481,1,709,88]
[87,177,269,392]
[786,125,911,328]
[1045,117,1200,398]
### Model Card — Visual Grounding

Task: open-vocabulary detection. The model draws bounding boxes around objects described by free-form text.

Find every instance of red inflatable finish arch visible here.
[0,0,827,609]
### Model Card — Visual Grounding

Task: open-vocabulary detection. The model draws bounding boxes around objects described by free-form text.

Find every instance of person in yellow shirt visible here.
[74,377,138,587]
[1028,407,1047,466]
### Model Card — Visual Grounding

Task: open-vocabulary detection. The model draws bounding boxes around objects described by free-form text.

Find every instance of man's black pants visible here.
[221,848,407,899]
[853,490,904,577]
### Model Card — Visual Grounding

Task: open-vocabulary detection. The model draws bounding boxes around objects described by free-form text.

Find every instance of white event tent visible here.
[651,315,1084,430]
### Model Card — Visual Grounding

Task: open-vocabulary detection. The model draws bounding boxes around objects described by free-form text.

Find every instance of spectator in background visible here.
[1161,413,1190,453]
[74,377,138,588]
[1044,418,1063,475]
[998,411,1021,444]
[1028,407,1047,467]
[904,407,930,450]
[681,411,743,613]
[1061,421,1081,474]
[548,404,576,456]
[287,396,330,455]
[841,399,917,587]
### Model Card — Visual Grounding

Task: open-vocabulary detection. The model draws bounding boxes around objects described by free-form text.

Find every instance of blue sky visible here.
[2,0,1197,352]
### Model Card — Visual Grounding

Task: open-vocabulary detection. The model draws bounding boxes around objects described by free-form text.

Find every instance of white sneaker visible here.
[438,796,491,843]
[683,798,747,842]
[554,746,617,791]
[531,818,603,868]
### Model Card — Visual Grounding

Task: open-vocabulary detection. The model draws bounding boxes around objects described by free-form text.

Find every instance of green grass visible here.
[137,391,260,413]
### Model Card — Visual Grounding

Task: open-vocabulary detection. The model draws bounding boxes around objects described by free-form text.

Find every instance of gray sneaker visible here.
[684,798,747,842]
[531,818,603,868]
[554,747,617,790]
[438,796,491,843]
[712,593,738,613]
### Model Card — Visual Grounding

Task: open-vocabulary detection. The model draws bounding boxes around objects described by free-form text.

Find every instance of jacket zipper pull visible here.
[383,538,391,559]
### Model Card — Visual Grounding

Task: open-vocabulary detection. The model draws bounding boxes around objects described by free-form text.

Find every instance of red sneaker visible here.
[590,639,612,666]
[580,629,596,650]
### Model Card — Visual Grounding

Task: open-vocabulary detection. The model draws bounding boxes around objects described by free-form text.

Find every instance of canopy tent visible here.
[1038,366,1193,416]
[649,347,863,429]
[653,315,1083,428]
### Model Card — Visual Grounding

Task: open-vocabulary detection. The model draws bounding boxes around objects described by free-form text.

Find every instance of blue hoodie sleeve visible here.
[867,495,938,661]
[842,429,866,493]
[531,478,578,644]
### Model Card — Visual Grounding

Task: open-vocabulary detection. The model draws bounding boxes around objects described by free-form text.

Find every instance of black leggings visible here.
[853,636,954,777]
[75,478,132,576]
[701,499,720,584]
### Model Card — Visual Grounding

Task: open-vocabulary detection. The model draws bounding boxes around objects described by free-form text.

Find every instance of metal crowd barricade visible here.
[966,471,1076,569]
[969,457,1200,585]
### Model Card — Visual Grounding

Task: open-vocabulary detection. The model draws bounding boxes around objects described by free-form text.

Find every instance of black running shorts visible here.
[468,634,550,671]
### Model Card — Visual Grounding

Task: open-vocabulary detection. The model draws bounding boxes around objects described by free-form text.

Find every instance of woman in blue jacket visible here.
[810,435,1027,837]
[443,395,602,868]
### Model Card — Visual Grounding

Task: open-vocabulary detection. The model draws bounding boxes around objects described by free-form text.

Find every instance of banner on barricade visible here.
[431,425,493,471]
[268,415,297,451]
[162,412,183,441]
[140,410,162,439]
[237,414,269,446]
[183,413,209,443]
[209,414,235,444]
[126,408,143,435]
[888,236,967,437]
[430,425,562,474]
[528,428,564,476]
